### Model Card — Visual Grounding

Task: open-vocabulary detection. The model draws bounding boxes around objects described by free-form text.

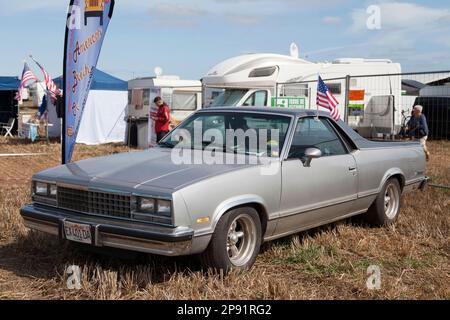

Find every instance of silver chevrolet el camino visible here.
[21,107,428,271]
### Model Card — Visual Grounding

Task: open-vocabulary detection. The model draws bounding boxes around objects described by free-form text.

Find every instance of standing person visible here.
[407,105,430,161]
[151,97,171,142]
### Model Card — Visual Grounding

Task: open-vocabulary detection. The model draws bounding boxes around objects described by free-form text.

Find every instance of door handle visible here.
[349,166,357,171]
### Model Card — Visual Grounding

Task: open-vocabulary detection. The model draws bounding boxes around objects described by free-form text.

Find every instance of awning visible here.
[0,76,20,91]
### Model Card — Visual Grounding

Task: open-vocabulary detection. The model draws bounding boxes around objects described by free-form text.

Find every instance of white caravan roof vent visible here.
[249,66,278,78]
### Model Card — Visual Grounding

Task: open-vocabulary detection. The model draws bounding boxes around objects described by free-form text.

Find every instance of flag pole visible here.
[315,73,320,121]
[27,55,50,94]
[62,1,74,165]
[28,54,39,69]
[16,59,27,137]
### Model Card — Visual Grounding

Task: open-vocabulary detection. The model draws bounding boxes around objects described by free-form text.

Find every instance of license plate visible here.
[64,221,92,244]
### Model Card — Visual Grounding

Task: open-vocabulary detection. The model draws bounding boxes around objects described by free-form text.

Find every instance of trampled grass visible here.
[0,138,448,300]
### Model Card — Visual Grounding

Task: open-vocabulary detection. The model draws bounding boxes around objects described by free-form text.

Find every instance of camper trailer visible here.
[202,54,403,138]
[127,75,202,148]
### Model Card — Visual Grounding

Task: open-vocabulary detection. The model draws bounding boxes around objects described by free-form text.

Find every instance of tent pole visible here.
[105,104,128,140]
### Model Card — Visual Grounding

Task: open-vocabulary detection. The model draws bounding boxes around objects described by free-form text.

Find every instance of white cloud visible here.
[351,2,450,33]
[148,3,207,17]
[346,2,450,68]
[0,0,66,15]
[440,37,450,48]
[145,3,208,28]
[323,16,341,24]
[225,14,263,26]
[145,2,267,28]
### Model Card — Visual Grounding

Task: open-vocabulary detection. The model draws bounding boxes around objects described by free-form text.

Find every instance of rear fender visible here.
[378,168,405,193]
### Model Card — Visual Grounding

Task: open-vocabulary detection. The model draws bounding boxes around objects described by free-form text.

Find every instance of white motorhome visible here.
[127,75,202,148]
[128,75,202,125]
[202,53,403,137]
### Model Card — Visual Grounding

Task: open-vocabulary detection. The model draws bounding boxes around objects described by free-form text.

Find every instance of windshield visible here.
[211,89,249,107]
[159,112,292,157]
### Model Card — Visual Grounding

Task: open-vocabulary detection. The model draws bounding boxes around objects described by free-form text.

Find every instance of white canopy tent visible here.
[52,69,128,145]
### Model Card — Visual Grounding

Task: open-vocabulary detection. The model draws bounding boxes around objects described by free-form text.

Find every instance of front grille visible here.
[58,187,131,219]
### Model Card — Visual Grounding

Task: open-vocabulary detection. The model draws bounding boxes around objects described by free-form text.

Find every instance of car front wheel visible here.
[201,207,262,273]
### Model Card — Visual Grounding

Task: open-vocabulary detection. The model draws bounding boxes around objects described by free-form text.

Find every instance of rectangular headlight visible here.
[32,181,57,206]
[157,200,172,217]
[139,198,156,213]
[132,197,173,224]
[35,182,48,196]
[49,184,57,198]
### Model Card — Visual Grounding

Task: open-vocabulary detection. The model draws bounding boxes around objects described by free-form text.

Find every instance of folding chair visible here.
[0,118,15,137]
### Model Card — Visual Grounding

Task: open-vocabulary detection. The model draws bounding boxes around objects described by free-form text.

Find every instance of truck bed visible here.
[336,121,422,150]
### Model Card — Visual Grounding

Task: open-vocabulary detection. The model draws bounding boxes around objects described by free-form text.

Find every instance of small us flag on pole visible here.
[317,76,341,121]
[15,62,38,101]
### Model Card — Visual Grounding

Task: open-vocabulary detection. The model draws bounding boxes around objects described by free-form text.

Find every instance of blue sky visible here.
[1,0,450,80]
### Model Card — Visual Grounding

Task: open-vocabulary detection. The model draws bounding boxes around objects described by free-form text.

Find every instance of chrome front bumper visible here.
[20,204,195,257]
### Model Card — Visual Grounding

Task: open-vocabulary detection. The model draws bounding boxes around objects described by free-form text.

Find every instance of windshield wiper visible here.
[158,141,175,149]
[226,145,266,157]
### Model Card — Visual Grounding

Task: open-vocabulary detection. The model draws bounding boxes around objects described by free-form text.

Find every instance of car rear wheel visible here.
[201,207,262,273]
[364,178,402,226]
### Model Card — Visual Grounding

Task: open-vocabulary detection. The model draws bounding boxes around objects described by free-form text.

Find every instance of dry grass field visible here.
[0,138,449,300]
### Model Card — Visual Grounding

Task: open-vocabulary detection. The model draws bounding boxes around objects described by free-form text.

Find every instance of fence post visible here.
[275,83,279,104]
[308,87,312,110]
[344,75,351,123]
[201,84,206,107]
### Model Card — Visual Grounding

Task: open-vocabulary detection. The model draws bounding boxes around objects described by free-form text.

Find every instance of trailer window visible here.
[172,92,197,111]
[131,89,144,110]
[325,83,341,95]
[280,83,309,97]
[143,89,150,106]
[243,91,268,107]
[211,89,248,107]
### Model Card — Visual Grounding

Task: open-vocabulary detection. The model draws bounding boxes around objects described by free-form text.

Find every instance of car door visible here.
[276,117,358,236]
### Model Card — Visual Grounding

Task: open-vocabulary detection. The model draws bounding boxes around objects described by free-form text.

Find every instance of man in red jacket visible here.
[151,96,171,142]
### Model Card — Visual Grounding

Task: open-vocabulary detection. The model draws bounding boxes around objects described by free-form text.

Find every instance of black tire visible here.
[201,207,262,273]
[363,178,402,226]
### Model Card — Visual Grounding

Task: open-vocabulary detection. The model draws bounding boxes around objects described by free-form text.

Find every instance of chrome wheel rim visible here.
[384,183,400,219]
[227,214,257,267]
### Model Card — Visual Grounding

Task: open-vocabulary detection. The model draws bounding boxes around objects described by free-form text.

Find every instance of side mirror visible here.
[303,148,322,167]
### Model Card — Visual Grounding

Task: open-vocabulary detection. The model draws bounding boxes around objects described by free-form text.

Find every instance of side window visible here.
[288,118,347,159]
[177,115,225,147]
[243,91,268,107]
[172,91,198,111]
[254,91,268,106]
[325,83,342,95]
[128,90,132,105]
[203,115,226,133]
[186,115,225,135]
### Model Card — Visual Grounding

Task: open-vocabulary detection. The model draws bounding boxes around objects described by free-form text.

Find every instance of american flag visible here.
[15,62,38,101]
[317,76,341,121]
[30,56,60,98]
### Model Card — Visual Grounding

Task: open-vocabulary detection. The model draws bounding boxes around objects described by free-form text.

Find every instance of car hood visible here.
[34,148,255,191]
